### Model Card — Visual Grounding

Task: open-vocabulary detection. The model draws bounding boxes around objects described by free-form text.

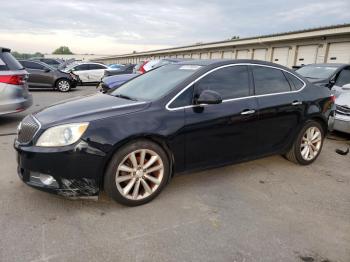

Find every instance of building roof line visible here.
[95,23,350,60]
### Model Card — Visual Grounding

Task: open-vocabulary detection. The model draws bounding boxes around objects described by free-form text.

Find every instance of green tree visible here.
[11,51,44,59]
[52,46,74,55]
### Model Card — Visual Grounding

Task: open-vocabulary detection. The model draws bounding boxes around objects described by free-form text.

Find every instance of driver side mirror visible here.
[195,90,222,105]
[44,68,51,73]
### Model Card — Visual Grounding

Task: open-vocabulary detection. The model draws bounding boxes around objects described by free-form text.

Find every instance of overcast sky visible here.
[1,0,349,55]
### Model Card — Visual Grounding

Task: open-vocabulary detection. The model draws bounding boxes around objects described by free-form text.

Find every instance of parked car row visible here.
[98,58,189,92]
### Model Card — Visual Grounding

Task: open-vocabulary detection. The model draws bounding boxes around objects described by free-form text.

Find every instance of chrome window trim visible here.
[165,63,306,111]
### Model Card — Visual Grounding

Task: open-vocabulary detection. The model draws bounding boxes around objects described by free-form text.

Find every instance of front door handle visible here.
[291,101,302,106]
[241,109,256,115]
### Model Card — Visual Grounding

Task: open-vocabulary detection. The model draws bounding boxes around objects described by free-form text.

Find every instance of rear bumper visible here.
[0,86,33,115]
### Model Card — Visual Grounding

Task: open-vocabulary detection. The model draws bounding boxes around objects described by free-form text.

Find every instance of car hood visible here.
[34,93,149,127]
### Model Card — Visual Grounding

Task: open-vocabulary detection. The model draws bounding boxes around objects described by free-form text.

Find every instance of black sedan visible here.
[15,60,335,206]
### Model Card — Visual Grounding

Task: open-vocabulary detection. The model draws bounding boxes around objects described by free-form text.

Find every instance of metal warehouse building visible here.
[92,24,350,68]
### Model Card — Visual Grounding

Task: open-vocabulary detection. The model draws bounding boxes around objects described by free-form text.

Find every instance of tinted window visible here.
[0,52,23,71]
[336,67,350,87]
[169,86,194,108]
[252,66,291,95]
[89,64,106,70]
[195,66,250,100]
[74,64,89,71]
[284,72,304,90]
[21,61,46,70]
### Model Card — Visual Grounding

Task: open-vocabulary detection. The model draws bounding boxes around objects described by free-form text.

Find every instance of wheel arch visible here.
[99,134,175,190]
[308,116,328,134]
[54,77,71,88]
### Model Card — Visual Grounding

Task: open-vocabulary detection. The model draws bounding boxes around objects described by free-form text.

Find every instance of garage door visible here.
[327,42,350,63]
[200,53,209,59]
[296,45,318,66]
[272,47,289,66]
[236,50,249,59]
[211,52,222,59]
[253,49,267,61]
[223,51,233,59]
[191,53,200,59]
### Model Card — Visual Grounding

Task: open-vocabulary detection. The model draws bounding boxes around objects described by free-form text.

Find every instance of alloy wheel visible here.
[115,149,164,200]
[58,80,70,92]
[300,126,322,161]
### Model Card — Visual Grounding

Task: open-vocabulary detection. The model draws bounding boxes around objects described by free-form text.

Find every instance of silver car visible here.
[332,84,350,134]
[0,47,32,115]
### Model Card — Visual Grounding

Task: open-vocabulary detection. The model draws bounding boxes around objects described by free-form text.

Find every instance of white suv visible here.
[64,62,108,84]
[0,47,32,115]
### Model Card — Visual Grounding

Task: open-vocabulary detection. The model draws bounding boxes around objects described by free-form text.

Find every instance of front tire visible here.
[56,79,71,92]
[285,121,324,165]
[104,140,170,206]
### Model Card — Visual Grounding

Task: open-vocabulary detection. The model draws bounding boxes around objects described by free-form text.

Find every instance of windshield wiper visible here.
[114,94,138,101]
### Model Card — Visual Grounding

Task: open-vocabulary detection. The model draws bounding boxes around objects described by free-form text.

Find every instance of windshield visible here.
[296,65,338,79]
[110,64,201,101]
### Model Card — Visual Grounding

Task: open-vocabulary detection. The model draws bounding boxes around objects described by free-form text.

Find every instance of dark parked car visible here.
[15,60,334,206]
[104,64,136,77]
[0,47,32,115]
[98,73,139,93]
[296,63,350,88]
[19,60,79,92]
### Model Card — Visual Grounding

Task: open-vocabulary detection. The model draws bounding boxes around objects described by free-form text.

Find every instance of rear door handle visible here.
[291,101,302,106]
[241,109,256,115]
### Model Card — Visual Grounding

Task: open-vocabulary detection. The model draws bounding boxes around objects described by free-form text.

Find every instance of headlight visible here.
[36,123,89,147]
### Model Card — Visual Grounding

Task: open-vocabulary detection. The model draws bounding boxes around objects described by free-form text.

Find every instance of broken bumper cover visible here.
[14,141,106,197]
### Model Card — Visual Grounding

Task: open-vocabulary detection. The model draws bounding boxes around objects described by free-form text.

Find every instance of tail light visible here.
[0,75,26,85]
[137,61,148,74]
[330,95,336,103]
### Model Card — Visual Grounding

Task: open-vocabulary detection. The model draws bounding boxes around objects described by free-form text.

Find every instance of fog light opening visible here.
[39,174,56,186]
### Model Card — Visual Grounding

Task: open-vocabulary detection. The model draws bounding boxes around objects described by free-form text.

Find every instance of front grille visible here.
[336,105,350,116]
[17,115,40,144]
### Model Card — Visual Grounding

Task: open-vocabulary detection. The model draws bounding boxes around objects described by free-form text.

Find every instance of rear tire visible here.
[56,79,71,92]
[104,140,170,206]
[285,120,324,165]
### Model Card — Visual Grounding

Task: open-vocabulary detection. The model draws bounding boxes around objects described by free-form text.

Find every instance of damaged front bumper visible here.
[15,140,106,198]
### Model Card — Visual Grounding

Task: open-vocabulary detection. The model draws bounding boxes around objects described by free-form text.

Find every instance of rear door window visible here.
[252,66,291,95]
[284,72,304,90]
[0,52,23,71]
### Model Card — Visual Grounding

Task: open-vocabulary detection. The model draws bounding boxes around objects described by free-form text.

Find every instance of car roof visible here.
[177,59,292,70]
[303,63,349,67]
